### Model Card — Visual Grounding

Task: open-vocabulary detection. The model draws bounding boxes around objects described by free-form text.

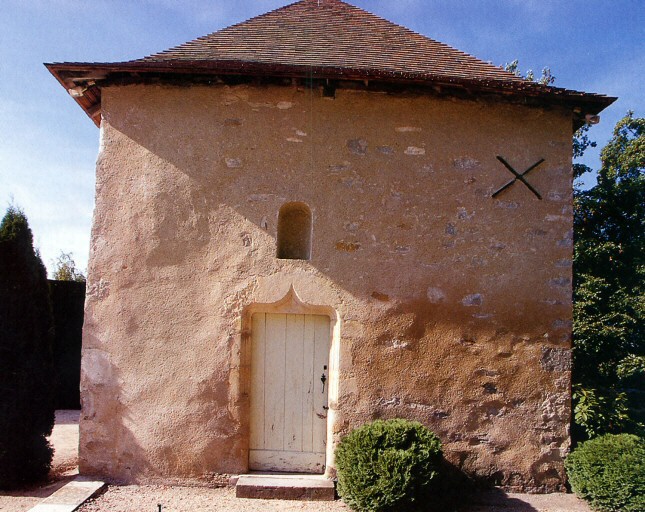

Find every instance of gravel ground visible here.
[1,411,591,512]
[77,485,592,512]
[79,485,349,512]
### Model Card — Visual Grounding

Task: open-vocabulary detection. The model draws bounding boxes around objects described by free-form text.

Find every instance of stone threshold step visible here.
[27,477,105,512]
[235,473,335,501]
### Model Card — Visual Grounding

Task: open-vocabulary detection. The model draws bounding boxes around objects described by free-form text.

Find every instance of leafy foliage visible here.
[573,113,645,439]
[335,419,443,512]
[504,59,555,85]
[52,251,85,282]
[573,123,597,180]
[572,385,630,439]
[565,434,645,512]
[0,207,55,489]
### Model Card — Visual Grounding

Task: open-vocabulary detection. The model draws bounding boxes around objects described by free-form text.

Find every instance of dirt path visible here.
[49,410,80,478]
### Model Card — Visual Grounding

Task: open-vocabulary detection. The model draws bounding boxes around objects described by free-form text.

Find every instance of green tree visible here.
[52,251,85,282]
[572,113,645,439]
[0,206,55,489]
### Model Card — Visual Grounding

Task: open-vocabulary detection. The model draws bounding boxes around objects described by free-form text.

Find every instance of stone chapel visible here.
[48,0,615,492]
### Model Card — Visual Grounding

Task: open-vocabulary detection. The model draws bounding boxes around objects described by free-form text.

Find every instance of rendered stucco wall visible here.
[81,83,573,491]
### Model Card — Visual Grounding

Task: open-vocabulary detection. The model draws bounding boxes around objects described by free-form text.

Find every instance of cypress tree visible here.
[0,206,55,489]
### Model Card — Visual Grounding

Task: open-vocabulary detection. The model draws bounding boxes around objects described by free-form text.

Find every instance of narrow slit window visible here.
[277,202,312,260]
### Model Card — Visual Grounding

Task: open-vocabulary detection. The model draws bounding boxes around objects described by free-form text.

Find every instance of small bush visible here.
[335,419,442,512]
[565,433,645,512]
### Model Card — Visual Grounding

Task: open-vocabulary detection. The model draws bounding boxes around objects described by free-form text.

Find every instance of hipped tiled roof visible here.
[46,0,615,126]
[138,0,525,84]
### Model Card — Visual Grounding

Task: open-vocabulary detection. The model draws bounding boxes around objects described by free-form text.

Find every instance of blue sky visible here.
[1,0,643,274]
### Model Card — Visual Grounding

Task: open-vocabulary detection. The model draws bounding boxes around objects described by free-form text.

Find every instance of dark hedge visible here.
[49,279,84,409]
[0,207,55,489]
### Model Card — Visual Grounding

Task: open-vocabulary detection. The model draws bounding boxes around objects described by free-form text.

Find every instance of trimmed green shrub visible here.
[0,207,55,489]
[565,433,645,512]
[335,419,443,512]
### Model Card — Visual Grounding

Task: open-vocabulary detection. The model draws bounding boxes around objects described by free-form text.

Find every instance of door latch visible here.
[320,365,327,394]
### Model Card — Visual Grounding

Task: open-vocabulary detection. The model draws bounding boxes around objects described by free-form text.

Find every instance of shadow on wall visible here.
[80,351,239,483]
[103,86,569,331]
[436,460,539,512]
[79,357,155,482]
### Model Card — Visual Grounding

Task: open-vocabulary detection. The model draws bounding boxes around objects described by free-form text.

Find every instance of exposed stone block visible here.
[404,146,426,155]
[395,126,422,132]
[335,240,361,252]
[347,138,368,155]
[453,157,480,170]
[462,294,483,306]
[426,287,446,303]
[549,277,571,288]
[540,347,572,372]
[376,145,394,155]
[225,157,242,168]
[371,291,389,302]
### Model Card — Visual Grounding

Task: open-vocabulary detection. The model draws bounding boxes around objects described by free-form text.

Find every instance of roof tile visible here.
[137,0,525,84]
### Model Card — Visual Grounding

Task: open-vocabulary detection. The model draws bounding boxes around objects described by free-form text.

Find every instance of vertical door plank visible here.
[264,313,286,451]
[250,313,266,450]
[312,315,330,454]
[284,314,305,451]
[302,315,316,452]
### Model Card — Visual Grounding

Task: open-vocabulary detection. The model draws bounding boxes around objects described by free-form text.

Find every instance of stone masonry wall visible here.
[81,83,573,491]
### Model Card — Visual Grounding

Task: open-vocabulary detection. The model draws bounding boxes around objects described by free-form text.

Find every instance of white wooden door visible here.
[250,313,330,473]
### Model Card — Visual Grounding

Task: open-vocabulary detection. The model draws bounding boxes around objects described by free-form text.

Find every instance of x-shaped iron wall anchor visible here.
[492,156,545,200]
